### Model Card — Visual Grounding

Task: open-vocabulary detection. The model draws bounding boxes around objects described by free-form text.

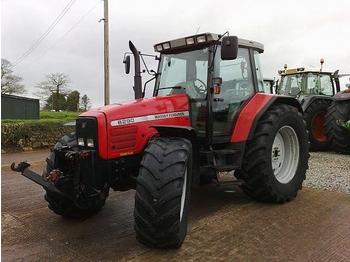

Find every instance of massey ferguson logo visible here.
[81,122,87,128]
[110,111,189,127]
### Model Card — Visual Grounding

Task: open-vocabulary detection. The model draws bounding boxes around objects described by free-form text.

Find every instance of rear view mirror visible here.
[221,36,238,60]
[123,55,130,74]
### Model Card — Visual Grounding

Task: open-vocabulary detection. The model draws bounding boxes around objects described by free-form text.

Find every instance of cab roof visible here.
[279,67,333,76]
[153,32,264,54]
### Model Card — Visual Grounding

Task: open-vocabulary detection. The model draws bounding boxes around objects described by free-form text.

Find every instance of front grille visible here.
[76,117,98,149]
[110,126,137,151]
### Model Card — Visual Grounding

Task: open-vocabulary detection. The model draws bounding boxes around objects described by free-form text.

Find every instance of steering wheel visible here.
[192,78,207,97]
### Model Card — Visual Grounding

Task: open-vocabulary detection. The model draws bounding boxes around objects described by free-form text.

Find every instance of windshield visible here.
[278,73,334,96]
[155,48,209,99]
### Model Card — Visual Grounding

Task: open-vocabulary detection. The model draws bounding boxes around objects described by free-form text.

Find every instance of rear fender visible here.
[230,93,302,143]
[300,95,333,111]
[247,96,303,141]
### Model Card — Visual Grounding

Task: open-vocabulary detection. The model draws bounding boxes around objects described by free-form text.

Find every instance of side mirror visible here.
[221,36,238,60]
[123,55,130,74]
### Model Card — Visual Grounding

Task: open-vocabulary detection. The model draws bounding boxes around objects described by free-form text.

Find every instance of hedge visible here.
[1,120,75,151]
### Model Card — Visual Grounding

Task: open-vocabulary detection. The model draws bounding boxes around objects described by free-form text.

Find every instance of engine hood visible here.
[80,94,190,124]
[79,94,191,159]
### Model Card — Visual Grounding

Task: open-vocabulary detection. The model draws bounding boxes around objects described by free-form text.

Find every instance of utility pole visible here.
[103,0,110,105]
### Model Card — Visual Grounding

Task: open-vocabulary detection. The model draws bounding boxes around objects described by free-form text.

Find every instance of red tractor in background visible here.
[12,32,309,248]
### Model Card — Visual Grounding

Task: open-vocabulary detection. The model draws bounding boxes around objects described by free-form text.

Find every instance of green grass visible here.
[40,111,80,120]
[1,111,79,124]
[1,118,74,125]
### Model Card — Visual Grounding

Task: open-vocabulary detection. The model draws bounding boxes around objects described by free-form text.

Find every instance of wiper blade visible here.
[158,86,183,90]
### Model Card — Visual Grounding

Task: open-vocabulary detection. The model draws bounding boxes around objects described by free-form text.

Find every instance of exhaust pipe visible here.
[129,41,142,99]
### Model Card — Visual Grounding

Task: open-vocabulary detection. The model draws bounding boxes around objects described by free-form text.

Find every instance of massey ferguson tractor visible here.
[276,61,350,151]
[12,32,309,248]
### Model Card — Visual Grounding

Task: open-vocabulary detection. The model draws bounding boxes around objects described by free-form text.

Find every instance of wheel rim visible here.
[311,111,327,142]
[271,126,300,184]
[180,168,187,222]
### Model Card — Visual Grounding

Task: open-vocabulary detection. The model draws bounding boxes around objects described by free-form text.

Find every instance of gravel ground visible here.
[304,151,350,194]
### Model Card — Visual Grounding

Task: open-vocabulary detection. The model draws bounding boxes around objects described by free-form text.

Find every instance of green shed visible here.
[1,94,40,119]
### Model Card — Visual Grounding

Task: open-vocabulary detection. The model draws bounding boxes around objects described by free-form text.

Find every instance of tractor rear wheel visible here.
[134,137,192,248]
[325,101,350,154]
[304,99,331,151]
[43,133,109,218]
[236,104,309,203]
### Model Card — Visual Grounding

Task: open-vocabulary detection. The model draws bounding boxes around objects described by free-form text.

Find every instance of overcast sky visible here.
[1,0,350,107]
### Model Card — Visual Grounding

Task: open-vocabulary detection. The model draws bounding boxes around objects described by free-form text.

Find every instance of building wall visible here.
[1,94,40,119]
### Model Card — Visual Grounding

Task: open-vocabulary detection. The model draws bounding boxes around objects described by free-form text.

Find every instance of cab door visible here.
[212,47,255,136]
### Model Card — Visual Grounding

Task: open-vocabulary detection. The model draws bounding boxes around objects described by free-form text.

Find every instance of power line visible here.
[12,0,77,67]
[37,2,100,60]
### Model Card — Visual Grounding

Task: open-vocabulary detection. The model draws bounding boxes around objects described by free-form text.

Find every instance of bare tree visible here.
[80,94,91,111]
[36,73,70,111]
[1,58,26,95]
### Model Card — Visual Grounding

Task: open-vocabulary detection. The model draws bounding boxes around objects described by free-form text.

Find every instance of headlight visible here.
[87,139,94,147]
[78,138,84,146]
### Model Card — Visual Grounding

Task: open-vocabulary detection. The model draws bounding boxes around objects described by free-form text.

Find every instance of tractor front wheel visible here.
[134,137,192,248]
[236,104,309,203]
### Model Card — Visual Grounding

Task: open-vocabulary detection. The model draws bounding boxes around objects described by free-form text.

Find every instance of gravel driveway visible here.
[304,152,350,194]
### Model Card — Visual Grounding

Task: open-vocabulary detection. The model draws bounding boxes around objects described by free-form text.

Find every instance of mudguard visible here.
[299,95,333,111]
[230,93,302,143]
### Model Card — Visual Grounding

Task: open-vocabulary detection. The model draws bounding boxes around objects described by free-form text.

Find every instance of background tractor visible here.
[275,60,348,150]
[325,84,350,154]
[12,32,309,248]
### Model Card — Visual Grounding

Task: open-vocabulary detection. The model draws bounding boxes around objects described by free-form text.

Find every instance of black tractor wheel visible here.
[43,133,109,218]
[236,104,309,203]
[325,101,350,154]
[134,137,192,248]
[304,99,331,151]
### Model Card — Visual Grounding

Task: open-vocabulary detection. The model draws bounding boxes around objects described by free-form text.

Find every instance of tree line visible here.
[1,58,91,112]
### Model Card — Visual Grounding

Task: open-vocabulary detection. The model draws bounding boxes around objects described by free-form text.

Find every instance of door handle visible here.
[213,98,224,102]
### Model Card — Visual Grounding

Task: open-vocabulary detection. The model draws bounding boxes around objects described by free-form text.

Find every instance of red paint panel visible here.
[231,93,274,143]
[81,94,191,159]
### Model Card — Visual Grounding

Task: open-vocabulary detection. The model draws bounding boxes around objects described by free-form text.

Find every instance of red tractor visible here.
[12,33,309,248]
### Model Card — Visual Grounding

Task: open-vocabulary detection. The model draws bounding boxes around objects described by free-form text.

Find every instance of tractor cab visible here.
[276,62,340,99]
[150,33,266,141]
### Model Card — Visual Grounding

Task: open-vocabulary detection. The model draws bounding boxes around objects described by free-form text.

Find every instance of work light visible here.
[155,44,163,52]
[196,35,207,43]
[185,37,195,45]
[162,42,171,49]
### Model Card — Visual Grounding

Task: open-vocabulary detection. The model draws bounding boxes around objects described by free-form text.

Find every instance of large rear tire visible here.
[43,133,109,218]
[325,101,350,154]
[236,104,309,203]
[304,99,331,151]
[134,137,192,248]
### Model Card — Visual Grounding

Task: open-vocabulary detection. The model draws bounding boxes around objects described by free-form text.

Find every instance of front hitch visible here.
[11,162,72,200]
